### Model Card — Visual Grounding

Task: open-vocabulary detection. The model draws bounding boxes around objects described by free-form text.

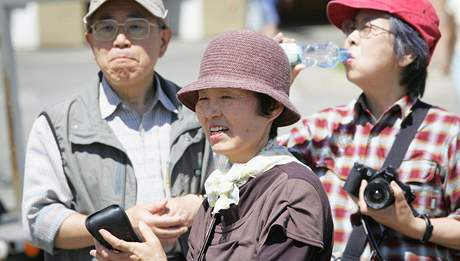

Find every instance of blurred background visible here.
[0,0,458,259]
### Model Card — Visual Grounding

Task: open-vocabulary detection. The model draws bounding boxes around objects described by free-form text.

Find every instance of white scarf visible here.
[205,140,300,214]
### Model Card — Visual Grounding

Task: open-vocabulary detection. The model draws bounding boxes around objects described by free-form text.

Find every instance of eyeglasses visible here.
[341,20,393,38]
[90,18,164,41]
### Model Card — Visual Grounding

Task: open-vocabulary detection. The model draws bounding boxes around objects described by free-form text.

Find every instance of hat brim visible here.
[177,76,301,127]
[84,0,106,24]
[83,0,167,24]
[327,0,393,30]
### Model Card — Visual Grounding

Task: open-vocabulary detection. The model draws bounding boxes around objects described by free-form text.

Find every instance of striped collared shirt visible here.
[281,95,460,260]
[100,76,177,203]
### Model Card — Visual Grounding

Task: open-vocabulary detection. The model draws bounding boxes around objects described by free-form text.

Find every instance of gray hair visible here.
[389,16,430,97]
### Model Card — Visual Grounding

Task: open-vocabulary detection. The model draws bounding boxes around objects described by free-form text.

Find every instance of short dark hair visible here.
[255,93,281,140]
[389,16,430,97]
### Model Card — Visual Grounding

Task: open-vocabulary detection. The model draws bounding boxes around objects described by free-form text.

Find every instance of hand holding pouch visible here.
[85,204,141,250]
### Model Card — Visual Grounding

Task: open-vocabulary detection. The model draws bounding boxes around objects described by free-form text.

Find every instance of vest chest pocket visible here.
[398,160,445,216]
[72,144,128,209]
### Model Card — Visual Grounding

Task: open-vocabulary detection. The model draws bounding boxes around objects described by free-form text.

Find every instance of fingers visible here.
[90,241,111,261]
[90,248,111,261]
[390,181,406,202]
[273,32,296,44]
[99,229,132,253]
[90,249,106,260]
[291,64,305,83]
[142,214,188,239]
[90,248,134,261]
[273,32,284,43]
[358,180,368,214]
[139,221,169,257]
[146,199,168,214]
[165,195,202,226]
[126,200,169,224]
[145,213,186,229]
[91,240,132,261]
[138,221,161,244]
[151,225,188,240]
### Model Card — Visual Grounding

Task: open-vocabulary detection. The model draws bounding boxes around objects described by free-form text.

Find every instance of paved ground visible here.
[1,25,459,243]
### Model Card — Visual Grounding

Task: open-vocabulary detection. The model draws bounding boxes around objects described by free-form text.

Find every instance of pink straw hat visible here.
[177,30,300,127]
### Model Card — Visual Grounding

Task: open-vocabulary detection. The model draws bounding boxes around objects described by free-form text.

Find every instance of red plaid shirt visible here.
[281,95,460,260]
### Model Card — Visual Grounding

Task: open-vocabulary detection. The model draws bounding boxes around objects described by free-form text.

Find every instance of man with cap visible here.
[283,0,460,259]
[21,0,211,260]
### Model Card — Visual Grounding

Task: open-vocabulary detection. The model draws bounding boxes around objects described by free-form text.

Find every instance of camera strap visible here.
[197,213,218,261]
[381,100,430,169]
[341,100,430,261]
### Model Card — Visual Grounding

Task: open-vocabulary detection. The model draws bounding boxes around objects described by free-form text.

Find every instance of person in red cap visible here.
[90,30,334,261]
[282,0,460,260]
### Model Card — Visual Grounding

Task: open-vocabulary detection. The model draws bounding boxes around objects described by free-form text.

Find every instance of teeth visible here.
[210,126,227,132]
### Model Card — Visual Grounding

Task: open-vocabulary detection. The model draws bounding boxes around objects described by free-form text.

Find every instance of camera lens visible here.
[364,178,394,210]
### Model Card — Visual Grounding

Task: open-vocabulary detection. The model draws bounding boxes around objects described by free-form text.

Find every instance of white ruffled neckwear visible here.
[204,140,300,214]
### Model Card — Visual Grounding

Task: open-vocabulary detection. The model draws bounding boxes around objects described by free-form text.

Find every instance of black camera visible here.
[344,163,415,210]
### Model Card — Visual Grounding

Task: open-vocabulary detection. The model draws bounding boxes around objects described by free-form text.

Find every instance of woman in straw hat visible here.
[90,30,333,261]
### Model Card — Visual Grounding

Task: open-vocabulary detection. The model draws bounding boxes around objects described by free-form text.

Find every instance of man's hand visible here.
[126,200,188,245]
[165,195,204,227]
[273,32,305,83]
[356,180,425,239]
[353,180,460,249]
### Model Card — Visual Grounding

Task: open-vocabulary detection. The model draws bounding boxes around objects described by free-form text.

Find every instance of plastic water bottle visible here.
[280,42,350,68]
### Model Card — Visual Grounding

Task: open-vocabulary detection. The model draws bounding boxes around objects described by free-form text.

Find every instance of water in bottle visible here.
[280,42,350,68]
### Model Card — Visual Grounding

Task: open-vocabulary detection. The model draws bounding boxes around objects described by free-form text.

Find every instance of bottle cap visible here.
[280,43,302,66]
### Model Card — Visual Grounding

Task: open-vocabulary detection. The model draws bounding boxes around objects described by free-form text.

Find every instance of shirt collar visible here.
[99,75,178,119]
[155,75,178,114]
[99,77,121,119]
[353,93,418,124]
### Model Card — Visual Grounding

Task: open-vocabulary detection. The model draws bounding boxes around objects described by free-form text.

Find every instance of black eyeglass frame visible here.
[341,19,393,38]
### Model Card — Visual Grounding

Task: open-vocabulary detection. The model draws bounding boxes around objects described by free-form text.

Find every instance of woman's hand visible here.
[90,221,167,261]
[273,32,305,83]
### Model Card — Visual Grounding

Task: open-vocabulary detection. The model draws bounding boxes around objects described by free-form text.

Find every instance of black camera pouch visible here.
[85,204,141,250]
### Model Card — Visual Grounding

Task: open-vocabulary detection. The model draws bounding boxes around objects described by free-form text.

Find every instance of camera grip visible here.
[344,164,364,197]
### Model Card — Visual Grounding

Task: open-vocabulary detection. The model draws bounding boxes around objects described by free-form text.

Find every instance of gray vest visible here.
[41,72,211,261]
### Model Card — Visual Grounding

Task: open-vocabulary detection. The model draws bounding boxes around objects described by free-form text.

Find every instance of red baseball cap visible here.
[327,0,441,58]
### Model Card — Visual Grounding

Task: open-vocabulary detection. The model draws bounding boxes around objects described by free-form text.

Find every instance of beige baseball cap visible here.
[83,0,168,24]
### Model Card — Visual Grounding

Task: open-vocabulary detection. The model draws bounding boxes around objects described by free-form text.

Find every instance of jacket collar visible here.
[69,71,200,151]
[99,74,178,120]
[68,72,124,152]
